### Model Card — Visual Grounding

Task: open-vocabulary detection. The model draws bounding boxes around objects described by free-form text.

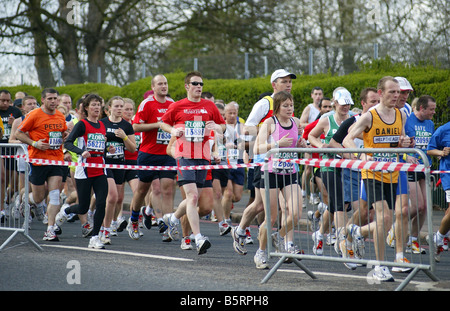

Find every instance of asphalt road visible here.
[1,185,450,299]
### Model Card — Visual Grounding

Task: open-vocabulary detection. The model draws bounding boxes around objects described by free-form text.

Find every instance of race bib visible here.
[86,133,106,152]
[228,148,239,163]
[156,128,171,144]
[272,152,298,174]
[48,131,63,149]
[184,121,205,142]
[106,141,124,158]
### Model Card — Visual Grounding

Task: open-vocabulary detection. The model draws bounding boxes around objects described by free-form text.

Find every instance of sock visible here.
[195,233,203,241]
[131,210,140,222]
[396,252,404,260]
[170,214,179,224]
[236,226,246,236]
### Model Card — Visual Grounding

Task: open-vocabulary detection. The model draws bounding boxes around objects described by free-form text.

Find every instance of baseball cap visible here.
[270,69,297,83]
[395,77,413,91]
[332,87,354,105]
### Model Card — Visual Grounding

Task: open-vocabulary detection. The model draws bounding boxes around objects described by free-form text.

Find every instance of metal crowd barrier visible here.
[0,143,42,251]
[261,147,438,291]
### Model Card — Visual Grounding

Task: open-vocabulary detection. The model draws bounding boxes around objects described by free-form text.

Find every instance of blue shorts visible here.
[229,168,245,186]
[344,169,361,203]
[137,152,176,183]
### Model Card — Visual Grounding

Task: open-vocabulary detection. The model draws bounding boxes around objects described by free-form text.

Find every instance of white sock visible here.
[170,214,179,224]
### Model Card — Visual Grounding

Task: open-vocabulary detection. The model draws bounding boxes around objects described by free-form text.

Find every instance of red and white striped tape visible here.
[0,154,433,173]
[282,158,427,173]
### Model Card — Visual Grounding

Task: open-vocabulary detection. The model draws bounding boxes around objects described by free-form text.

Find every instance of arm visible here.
[308,117,328,148]
[8,118,22,144]
[299,105,311,128]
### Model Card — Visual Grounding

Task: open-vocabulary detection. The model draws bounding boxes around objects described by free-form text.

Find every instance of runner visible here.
[253,90,306,269]
[15,88,68,241]
[57,93,114,249]
[160,71,226,254]
[127,74,177,240]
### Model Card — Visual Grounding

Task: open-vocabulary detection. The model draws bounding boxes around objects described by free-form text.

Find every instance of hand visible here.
[171,127,183,137]
[108,145,116,154]
[399,135,413,148]
[114,128,126,140]
[278,133,293,147]
[296,137,307,148]
[205,121,217,131]
[35,139,50,150]
[443,147,450,157]
[81,151,91,159]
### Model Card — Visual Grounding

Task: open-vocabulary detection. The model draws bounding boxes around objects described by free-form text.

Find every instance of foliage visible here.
[2,63,449,127]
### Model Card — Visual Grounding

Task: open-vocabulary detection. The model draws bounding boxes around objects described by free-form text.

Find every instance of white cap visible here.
[270,69,297,83]
[332,87,354,105]
[395,77,413,91]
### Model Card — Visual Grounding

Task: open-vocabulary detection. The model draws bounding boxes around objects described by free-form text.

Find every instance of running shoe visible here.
[307,210,320,232]
[386,226,395,248]
[88,235,105,249]
[126,218,140,240]
[392,257,413,273]
[443,236,449,251]
[339,240,358,270]
[162,229,172,242]
[219,222,231,236]
[312,231,323,255]
[162,213,180,241]
[271,232,286,252]
[196,235,211,255]
[101,229,111,245]
[158,219,168,234]
[116,216,127,232]
[32,204,45,222]
[43,228,59,241]
[81,223,93,238]
[406,240,426,254]
[372,265,394,282]
[433,233,444,262]
[245,228,253,244]
[231,226,247,255]
[347,224,365,259]
[55,204,70,227]
[140,206,153,230]
[254,249,269,269]
[181,236,193,250]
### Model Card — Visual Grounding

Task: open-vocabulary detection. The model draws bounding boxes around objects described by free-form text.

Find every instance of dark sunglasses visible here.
[190,81,204,86]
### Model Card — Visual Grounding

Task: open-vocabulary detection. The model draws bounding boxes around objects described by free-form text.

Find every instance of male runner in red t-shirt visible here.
[160,71,225,254]
[126,74,177,239]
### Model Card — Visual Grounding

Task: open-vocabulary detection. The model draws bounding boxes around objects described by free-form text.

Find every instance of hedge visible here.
[2,59,449,126]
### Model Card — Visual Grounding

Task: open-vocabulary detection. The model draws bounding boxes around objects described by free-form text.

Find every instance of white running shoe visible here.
[372,265,394,282]
[254,249,269,269]
[55,204,70,227]
[88,235,105,249]
[312,231,323,255]
[126,218,141,240]
[181,236,194,250]
[162,213,180,241]
[196,235,211,255]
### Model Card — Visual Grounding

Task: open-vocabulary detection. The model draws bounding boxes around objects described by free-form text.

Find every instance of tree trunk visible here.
[58,0,84,84]
[28,0,56,87]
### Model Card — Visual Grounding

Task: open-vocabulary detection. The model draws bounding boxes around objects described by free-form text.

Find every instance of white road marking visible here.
[41,244,194,262]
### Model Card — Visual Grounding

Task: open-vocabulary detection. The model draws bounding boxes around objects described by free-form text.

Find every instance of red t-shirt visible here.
[161,98,225,160]
[132,95,174,155]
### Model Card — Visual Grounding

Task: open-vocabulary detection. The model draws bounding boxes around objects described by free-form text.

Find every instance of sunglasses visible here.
[190,81,204,86]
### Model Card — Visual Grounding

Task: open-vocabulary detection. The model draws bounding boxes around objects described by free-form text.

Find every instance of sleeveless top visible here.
[74,119,107,179]
[321,114,342,172]
[362,107,403,183]
[264,116,298,175]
